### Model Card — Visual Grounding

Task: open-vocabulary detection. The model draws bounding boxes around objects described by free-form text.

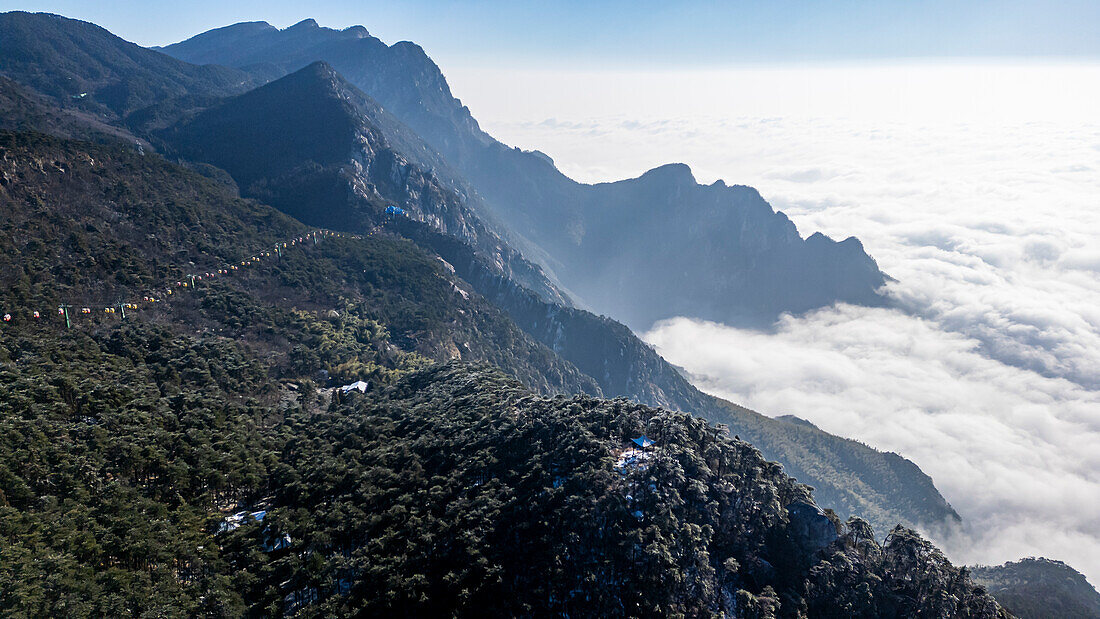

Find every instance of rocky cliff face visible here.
[160,61,569,306]
[393,219,711,411]
[563,164,888,328]
[162,20,890,329]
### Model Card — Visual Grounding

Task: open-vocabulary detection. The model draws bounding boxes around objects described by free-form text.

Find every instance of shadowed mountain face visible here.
[162,19,889,329]
[160,61,569,307]
[0,76,145,145]
[565,165,887,327]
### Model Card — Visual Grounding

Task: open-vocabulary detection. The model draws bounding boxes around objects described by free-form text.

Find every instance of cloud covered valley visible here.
[451,62,1100,583]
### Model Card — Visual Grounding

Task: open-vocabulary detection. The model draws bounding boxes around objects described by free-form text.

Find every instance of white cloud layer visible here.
[646,310,1100,583]
[451,63,1100,584]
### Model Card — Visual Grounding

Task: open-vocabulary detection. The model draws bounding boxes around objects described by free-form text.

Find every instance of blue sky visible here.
[3,0,1099,66]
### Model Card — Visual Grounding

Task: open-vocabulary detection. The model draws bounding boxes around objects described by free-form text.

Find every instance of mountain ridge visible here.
[0,11,268,120]
[159,60,570,307]
[161,19,890,329]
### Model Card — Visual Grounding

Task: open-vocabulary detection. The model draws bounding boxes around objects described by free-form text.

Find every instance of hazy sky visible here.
[3,0,1100,63]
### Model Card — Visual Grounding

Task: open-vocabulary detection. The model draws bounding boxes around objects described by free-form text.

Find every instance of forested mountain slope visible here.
[0,76,145,145]
[238,362,1007,617]
[0,331,1009,616]
[0,132,597,395]
[972,558,1100,619]
[0,11,267,120]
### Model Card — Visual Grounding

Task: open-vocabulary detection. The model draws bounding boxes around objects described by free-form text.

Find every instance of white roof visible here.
[340,380,369,393]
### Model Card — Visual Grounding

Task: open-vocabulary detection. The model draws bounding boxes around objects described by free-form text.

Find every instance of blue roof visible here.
[632,435,655,448]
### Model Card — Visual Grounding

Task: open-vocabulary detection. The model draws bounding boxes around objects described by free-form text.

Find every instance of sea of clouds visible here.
[450,62,1100,582]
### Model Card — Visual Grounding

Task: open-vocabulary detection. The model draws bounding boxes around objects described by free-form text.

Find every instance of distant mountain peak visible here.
[297,59,340,81]
[152,20,278,46]
[229,60,347,104]
[159,61,369,194]
[278,18,373,42]
[808,231,872,254]
[639,162,696,184]
[288,18,319,30]
[390,39,430,56]
[213,20,277,33]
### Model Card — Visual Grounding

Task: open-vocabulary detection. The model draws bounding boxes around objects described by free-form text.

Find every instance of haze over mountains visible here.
[0,8,1095,616]
[158,18,889,329]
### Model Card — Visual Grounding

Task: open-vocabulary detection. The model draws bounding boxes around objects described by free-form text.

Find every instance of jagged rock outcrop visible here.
[802,520,1010,618]
[788,502,841,552]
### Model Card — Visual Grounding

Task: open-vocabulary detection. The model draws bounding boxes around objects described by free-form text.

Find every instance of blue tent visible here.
[632,435,655,448]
